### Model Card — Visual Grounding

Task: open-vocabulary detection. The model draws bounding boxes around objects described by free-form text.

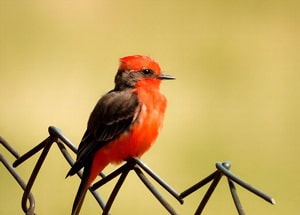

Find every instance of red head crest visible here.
[119,55,161,75]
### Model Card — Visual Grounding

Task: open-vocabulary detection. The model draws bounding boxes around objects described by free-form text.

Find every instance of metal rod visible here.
[56,140,108,211]
[228,179,245,215]
[0,136,20,158]
[134,166,179,215]
[91,161,133,191]
[180,170,218,199]
[21,136,54,212]
[133,158,183,204]
[0,137,36,215]
[49,126,77,153]
[0,153,36,215]
[12,136,50,167]
[194,172,223,215]
[102,168,131,215]
[216,162,275,204]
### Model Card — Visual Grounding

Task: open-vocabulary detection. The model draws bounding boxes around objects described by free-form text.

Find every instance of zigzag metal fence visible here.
[1,126,275,215]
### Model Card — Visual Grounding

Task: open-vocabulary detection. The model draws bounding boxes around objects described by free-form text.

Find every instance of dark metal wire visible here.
[0,137,36,215]
[180,161,275,215]
[179,170,218,199]
[228,179,245,215]
[133,157,183,204]
[1,126,275,215]
[194,171,223,215]
[9,126,107,214]
[102,166,131,215]
[133,166,179,215]
[55,140,108,211]
[216,162,275,205]
[91,158,181,215]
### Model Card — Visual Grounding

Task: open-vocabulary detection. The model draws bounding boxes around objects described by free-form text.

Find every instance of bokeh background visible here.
[1,1,299,214]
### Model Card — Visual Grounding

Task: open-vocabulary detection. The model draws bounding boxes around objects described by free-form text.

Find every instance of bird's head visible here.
[114,55,175,90]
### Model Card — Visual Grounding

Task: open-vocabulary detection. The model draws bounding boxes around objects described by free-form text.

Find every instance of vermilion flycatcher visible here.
[66,55,175,215]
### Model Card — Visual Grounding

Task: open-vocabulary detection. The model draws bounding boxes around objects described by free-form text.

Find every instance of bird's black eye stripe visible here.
[141,69,154,75]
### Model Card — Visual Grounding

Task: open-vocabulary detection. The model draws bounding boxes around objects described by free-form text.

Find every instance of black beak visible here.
[157,73,176,80]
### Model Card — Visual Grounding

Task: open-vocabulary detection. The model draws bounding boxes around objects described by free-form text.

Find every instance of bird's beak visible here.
[157,73,176,80]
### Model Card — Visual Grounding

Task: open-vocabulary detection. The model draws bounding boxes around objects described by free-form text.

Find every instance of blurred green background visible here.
[1,0,299,214]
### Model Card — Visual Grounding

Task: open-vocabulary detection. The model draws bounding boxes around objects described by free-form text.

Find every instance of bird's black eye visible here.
[141,69,154,75]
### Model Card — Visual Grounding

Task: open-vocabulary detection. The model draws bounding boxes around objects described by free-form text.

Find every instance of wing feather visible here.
[67,90,140,176]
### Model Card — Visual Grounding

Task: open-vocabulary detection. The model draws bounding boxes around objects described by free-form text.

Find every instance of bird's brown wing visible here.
[67,89,140,176]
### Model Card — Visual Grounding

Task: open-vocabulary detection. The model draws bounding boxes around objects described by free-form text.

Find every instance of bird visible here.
[66,55,175,215]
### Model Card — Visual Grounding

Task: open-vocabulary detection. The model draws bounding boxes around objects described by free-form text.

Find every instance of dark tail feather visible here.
[71,164,91,215]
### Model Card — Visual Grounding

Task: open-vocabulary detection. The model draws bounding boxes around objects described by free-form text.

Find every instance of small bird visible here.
[66,55,175,215]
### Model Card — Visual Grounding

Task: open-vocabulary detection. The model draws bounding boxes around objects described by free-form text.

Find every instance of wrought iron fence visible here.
[1,126,275,215]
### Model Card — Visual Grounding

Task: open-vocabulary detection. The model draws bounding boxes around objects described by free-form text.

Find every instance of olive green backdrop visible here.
[1,1,299,214]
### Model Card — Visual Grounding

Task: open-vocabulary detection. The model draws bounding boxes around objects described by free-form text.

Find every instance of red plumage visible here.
[67,55,175,215]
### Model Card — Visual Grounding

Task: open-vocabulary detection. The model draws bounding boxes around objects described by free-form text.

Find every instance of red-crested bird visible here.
[66,55,175,215]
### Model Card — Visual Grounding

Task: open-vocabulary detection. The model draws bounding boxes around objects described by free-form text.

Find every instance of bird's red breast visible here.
[88,85,167,185]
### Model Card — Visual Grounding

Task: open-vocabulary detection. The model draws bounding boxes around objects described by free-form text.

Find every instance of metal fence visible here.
[1,126,275,215]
